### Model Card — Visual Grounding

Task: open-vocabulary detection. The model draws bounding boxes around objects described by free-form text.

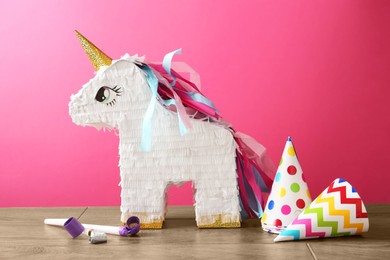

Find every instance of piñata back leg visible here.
[194,173,241,228]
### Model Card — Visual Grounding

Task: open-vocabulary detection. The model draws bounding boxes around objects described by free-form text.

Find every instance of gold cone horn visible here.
[75,30,112,71]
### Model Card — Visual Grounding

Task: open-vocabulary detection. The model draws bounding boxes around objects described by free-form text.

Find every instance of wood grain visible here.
[0,207,88,259]
[0,205,389,259]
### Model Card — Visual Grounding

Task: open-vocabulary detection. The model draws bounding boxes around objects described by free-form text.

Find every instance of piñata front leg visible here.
[194,172,241,228]
[120,179,166,229]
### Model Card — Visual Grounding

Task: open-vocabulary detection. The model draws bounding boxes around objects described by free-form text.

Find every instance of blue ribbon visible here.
[162,48,219,115]
[140,65,159,152]
[141,48,220,151]
[242,168,264,218]
[140,64,188,151]
[162,48,182,87]
[188,92,219,114]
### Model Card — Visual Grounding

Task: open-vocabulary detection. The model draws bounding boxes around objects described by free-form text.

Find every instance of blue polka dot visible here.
[268,200,275,210]
[275,172,281,182]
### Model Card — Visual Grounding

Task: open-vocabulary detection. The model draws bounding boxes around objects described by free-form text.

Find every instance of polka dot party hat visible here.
[261,137,312,234]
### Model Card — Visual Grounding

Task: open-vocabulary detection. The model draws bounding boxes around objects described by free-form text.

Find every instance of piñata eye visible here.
[95,86,122,106]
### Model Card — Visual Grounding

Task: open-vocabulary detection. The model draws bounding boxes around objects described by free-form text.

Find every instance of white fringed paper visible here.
[69,56,241,227]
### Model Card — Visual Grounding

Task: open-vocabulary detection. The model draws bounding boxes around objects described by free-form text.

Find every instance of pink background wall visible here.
[1,0,389,207]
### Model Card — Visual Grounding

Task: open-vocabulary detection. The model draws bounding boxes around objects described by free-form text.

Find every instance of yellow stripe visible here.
[316,193,364,234]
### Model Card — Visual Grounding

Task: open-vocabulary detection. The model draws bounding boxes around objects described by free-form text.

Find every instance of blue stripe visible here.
[279,229,300,240]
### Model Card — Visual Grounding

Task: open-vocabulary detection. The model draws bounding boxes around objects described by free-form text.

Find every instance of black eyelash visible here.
[107,86,120,106]
[111,86,122,95]
[107,99,117,106]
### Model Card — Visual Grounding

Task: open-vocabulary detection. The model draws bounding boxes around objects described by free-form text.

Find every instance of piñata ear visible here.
[75,30,112,71]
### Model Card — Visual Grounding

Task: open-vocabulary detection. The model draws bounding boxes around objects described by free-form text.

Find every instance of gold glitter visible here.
[122,221,163,229]
[198,215,241,229]
[140,221,163,229]
[122,214,164,229]
[75,30,112,71]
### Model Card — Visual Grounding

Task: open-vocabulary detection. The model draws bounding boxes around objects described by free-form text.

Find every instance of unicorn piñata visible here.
[69,31,275,228]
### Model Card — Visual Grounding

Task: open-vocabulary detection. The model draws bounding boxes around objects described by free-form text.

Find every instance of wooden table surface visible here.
[0,205,389,259]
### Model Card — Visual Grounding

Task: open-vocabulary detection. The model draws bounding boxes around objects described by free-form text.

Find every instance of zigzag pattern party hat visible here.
[274,178,369,242]
[261,137,312,234]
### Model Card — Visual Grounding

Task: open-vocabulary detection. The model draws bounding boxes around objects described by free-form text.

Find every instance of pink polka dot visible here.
[287,165,297,175]
[296,199,306,209]
[281,205,291,215]
[274,219,282,227]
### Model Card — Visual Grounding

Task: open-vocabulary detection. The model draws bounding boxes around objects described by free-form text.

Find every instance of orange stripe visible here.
[316,193,364,234]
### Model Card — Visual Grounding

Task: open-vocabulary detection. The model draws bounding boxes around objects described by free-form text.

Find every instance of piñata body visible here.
[69,32,274,228]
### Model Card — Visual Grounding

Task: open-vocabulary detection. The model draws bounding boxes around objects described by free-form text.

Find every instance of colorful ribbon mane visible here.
[140,49,275,218]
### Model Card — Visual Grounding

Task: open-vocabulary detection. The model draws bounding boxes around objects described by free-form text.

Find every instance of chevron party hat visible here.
[261,137,312,234]
[274,178,369,242]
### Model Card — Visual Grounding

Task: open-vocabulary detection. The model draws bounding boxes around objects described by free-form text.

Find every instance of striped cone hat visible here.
[274,178,369,242]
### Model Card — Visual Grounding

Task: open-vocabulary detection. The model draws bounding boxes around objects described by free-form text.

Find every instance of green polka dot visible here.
[290,183,300,193]
[279,157,283,166]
